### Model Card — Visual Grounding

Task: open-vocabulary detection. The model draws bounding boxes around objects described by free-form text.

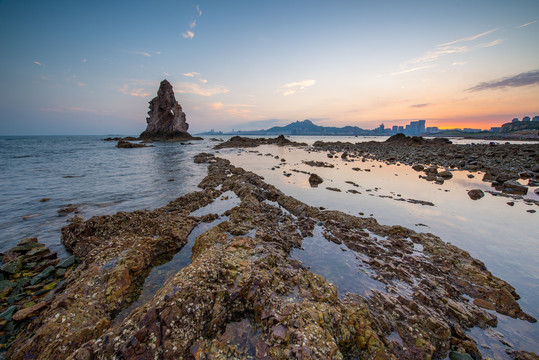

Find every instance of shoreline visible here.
[3,150,537,359]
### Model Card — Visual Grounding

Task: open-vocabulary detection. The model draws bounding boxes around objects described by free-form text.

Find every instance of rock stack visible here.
[139,79,201,141]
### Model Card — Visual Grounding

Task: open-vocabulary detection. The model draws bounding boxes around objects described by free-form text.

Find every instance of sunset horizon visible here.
[1,0,538,135]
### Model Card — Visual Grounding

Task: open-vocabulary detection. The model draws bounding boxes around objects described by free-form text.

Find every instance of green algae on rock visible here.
[6,153,537,360]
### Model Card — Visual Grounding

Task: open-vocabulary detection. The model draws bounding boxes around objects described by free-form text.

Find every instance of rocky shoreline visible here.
[3,152,537,359]
[309,135,539,197]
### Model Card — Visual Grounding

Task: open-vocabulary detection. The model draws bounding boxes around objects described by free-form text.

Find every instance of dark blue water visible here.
[0,136,212,255]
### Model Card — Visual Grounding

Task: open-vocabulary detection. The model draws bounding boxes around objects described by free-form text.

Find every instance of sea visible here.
[0,135,537,357]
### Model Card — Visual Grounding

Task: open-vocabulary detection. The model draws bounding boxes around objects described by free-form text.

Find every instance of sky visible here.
[0,0,538,135]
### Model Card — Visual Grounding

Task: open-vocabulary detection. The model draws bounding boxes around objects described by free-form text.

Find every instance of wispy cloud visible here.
[207,102,256,117]
[34,60,43,66]
[477,38,505,48]
[411,103,431,108]
[393,28,503,76]
[183,72,200,77]
[76,82,87,87]
[81,58,87,63]
[439,28,498,46]
[452,61,467,66]
[277,79,316,96]
[182,5,202,40]
[391,64,436,76]
[517,20,537,28]
[467,69,539,91]
[124,50,160,57]
[199,79,208,83]
[175,82,229,96]
[182,31,194,39]
[118,84,151,97]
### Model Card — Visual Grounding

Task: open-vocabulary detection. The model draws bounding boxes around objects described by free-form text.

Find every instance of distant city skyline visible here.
[0,0,538,135]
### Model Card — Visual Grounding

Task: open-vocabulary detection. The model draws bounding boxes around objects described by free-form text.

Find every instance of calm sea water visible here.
[1,135,537,356]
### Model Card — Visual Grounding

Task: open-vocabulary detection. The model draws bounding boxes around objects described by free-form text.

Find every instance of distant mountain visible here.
[198,119,370,136]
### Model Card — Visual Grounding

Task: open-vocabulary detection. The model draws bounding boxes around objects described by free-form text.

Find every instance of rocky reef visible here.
[311,137,539,193]
[139,80,201,141]
[214,135,307,149]
[5,153,537,359]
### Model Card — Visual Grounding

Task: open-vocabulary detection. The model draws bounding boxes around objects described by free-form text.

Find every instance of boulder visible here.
[502,180,528,195]
[139,79,201,141]
[467,189,484,200]
[308,173,324,187]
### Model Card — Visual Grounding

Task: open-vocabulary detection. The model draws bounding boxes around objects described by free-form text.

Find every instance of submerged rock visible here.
[139,79,202,141]
[308,173,324,187]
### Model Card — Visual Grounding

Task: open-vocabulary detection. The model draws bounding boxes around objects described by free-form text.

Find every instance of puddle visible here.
[189,191,241,217]
[114,217,227,323]
[218,318,260,358]
[467,310,539,359]
[291,225,386,298]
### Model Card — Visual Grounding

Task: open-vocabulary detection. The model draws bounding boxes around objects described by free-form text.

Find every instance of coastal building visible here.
[426,126,439,133]
[489,127,501,133]
[512,118,519,123]
[533,116,539,122]
[522,116,530,122]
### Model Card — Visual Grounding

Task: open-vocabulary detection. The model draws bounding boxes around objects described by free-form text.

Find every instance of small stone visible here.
[308,173,323,187]
[56,255,77,269]
[12,301,47,321]
[30,266,56,285]
[0,256,24,274]
[467,189,484,200]
[39,198,51,202]
[0,305,18,321]
[473,298,496,311]
[506,202,515,206]
[527,209,536,214]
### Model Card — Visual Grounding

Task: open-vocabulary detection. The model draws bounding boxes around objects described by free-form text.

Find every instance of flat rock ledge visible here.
[214,135,307,149]
[6,154,536,360]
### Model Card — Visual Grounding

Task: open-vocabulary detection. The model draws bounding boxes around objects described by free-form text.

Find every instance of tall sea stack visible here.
[139,79,200,140]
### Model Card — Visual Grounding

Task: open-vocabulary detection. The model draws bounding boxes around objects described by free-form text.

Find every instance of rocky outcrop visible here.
[213,135,307,149]
[7,154,536,359]
[139,79,201,141]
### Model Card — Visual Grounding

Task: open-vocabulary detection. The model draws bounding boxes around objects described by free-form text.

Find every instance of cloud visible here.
[199,79,208,83]
[195,5,202,16]
[76,82,87,87]
[175,82,230,96]
[163,72,170,76]
[476,38,505,48]
[277,79,315,96]
[517,20,537,28]
[124,50,160,57]
[182,31,195,39]
[439,28,498,46]
[34,61,43,66]
[81,58,87,63]
[390,64,436,76]
[118,84,151,97]
[467,69,539,91]
[393,28,504,75]
[183,72,200,77]
[452,61,467,66]
[207,102,256,117]
[39,75,51,81]
[411,103,431,108]
[190,20,197,29]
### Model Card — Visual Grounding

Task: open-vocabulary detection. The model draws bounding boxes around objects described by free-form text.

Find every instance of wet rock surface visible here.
[214,135,307,149]
[5,154,536,359]
[311,137,539,192]
[0,238,79,353]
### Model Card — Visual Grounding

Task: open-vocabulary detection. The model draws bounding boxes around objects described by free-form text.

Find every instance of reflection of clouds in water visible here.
[222,143,539,321]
